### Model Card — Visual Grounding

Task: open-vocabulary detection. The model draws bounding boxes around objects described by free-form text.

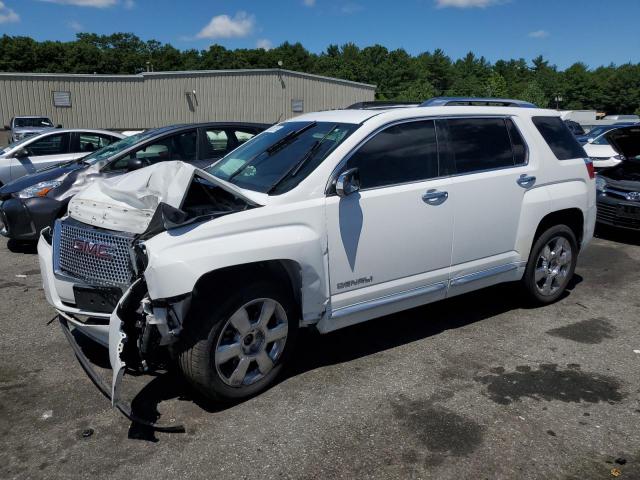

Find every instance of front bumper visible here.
[38,233,111,345]
[1,196,65,241]
[596,195,640,231]
[58,312,184,432]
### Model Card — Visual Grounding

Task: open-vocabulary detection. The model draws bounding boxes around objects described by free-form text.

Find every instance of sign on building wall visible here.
[52,91,72,108]
[291,99,304,113]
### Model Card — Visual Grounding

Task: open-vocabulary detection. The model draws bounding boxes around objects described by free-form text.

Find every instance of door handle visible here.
[517,174,536,188]
[422,189,449,205]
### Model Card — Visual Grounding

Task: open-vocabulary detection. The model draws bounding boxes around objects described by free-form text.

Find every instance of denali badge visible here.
[337,276,373,290]
[72,239,114,260]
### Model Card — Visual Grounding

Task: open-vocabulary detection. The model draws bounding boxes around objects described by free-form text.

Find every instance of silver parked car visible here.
[4,116,59,143]
[0,128,124,186]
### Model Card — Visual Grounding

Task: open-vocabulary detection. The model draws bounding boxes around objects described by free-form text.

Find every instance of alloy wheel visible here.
[214,298,289,387]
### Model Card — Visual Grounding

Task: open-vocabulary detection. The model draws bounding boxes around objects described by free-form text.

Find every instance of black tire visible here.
[522,224,578,305]
[177,280,298,403]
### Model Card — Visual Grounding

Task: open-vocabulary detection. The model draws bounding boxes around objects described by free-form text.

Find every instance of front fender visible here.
[143,213,329,324]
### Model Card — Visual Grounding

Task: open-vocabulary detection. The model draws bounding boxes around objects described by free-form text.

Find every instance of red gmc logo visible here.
[72,239,113,260]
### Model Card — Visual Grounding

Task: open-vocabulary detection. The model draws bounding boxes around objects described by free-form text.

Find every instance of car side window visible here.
[25,133,70,156]
[439,118,514,174]
[234,129,256,146]
[532,116,586,160]
[202,129,230,159]
[346,120,439,189]
[505,119,528,165]
[109,130,197,170]
[75,133,117,153]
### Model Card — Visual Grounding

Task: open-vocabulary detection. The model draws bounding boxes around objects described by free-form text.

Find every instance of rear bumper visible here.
[1,197,64,241]
[596,196,640,231]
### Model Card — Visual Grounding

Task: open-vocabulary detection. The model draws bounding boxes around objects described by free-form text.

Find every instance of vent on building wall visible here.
[291,99,304,113]
[52,91,72,108]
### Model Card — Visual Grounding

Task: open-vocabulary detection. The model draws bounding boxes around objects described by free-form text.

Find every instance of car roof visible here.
[289,105,560,126]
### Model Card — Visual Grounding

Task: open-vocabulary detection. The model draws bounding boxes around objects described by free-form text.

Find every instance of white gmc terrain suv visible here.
[38,98,596,421]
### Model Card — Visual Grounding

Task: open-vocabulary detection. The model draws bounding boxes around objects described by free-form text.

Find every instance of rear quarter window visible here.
[532,116,587,160]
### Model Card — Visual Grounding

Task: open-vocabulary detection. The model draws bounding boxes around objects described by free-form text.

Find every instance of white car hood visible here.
[68,161,259,234]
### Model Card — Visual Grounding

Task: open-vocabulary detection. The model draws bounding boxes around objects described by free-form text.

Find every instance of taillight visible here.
[584,158,595,179]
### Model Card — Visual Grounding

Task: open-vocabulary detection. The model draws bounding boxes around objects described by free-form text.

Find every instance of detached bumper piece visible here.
[58,314,185,433]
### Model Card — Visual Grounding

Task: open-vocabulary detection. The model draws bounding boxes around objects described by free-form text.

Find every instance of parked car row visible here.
[1,97,637,430]
[0,122,267,240]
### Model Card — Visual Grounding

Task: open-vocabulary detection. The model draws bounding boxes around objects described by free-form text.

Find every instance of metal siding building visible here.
[0,69,376,129]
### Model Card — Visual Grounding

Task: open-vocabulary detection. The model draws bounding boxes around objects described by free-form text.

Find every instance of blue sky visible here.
[1,0,639,69]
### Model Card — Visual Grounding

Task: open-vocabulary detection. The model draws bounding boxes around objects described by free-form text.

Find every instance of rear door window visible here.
[25,133,70,156]
[532,116,586,160]
[75,133,118,153]
[506,119,528,165]
[439,118,514,174]
[346,120,439,189]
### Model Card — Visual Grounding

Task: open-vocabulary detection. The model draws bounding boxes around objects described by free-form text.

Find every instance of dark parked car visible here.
[575,123,637,145]
[0,122,267,241]
[595,125,640,231]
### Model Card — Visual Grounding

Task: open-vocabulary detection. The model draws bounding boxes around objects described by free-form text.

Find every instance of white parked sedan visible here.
[0,128,124,186]
[582,131,626,170]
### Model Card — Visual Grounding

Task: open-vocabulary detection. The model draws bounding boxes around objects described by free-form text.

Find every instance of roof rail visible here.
[347,101,421,110]
[420,97,538,108]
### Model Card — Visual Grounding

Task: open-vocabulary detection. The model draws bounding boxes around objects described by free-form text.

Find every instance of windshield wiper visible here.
[266,122,317,155]
[267,124,338,194]
[226,122,318,182]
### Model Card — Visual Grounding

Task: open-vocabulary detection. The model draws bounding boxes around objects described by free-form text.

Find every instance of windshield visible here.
[206,121,358,194]
[14,117,53,128]
[82,129,157,164]
[592,130,616,145]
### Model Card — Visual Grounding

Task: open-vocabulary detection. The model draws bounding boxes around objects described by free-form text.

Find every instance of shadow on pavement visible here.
[113,278,582,441]
[6,239,38,254]
[595,224,640,246]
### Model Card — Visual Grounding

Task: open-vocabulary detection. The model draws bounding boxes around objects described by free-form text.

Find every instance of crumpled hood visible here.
[605,126,640,160]
[68,161,259,235]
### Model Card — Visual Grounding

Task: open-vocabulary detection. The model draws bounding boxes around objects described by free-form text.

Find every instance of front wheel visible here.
[178,281,297,403]
[522,225,578,305]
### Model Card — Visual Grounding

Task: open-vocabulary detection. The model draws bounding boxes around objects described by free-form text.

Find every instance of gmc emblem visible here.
[72,239,113,260]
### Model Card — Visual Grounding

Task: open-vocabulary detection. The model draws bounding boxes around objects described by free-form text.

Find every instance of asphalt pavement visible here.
[1,227,639,480]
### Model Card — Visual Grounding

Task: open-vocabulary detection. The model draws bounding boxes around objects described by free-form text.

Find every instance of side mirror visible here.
[127,157,144,171]
[56,124,63,129]
[13,148,28,158]
[336,168,360,197]
[587,138,594,143]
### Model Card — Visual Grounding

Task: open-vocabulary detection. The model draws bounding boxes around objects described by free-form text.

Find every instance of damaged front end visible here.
[108,279,190,419]
[53,161,260,429]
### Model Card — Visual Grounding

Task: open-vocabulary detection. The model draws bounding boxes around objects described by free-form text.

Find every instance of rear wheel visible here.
[522,225,578,304]
[178,280,297,402]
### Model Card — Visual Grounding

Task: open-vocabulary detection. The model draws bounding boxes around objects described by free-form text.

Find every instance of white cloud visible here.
[303,0,316,6]
[39,0,118,7]
[123,0,134,8]
[257,39,273,50]
[435,0,505,8]
[0,1,19,23]
[197,11,255,39]
[528,30,550,39]
[68,20,84,31]
[341,2,363,14]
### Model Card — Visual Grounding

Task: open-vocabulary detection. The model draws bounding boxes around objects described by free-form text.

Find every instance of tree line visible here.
[1,33,639,114]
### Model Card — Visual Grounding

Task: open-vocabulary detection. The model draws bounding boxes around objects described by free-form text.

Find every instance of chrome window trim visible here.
[330,282,447,320]
[325,114,531,196]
